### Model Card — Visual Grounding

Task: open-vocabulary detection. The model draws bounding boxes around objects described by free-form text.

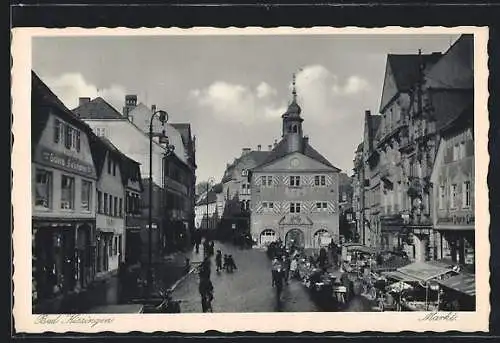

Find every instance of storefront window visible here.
[35,169,52,209]
[81,180,92,211]
[61,175,75,209]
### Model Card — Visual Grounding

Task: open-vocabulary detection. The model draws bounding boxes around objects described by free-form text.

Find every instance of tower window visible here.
[292,125,298,133]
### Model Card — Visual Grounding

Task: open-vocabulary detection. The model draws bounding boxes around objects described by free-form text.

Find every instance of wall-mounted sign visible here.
[38,148,95,177]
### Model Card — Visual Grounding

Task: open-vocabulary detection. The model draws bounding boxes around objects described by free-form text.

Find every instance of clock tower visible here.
[282,74,304,153]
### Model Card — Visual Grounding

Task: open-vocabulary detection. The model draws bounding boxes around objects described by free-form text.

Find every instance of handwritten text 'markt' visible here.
[419,311,458,321]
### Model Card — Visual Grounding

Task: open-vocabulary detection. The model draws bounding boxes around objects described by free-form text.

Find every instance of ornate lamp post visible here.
[147,109,174,298]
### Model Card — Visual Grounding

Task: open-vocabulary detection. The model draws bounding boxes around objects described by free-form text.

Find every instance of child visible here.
[227,255,237,272]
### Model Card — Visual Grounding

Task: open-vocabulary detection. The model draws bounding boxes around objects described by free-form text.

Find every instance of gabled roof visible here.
[32,71,94,148]
[171,123,192,146]
[221,150,272,183]
[32,71,93,131]
[254,136,339,171]
[72,97,124,119]
[387,53,442,92]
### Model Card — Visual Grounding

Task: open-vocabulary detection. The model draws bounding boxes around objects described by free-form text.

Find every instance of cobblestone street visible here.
[172,242,377,313]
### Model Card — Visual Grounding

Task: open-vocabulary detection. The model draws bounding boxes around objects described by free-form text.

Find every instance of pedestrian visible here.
[271,256,282,287]
[209,241,215,256]
[215,250,223,272]
[199,257,211,280]
[226,255,237,272]
[199,276,214,313]
[223,254,229,271]
[289,256,299,280]
[282,255,291,283]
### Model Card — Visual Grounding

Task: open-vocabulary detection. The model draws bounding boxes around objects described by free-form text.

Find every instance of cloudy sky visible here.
[32,33,458,183]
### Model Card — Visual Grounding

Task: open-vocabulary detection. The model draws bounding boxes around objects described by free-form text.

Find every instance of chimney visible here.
[151,104,156,113]
[79,97,91,107]
[123,94,138,118]
[273,139,278,148]
[268,145,272,151]
[241,148,251,156]
[257,144,261,151]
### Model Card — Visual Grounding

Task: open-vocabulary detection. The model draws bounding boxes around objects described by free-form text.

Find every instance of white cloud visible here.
[292,65,371,121]
[189,67,371,126]
[332,75,371,95]
[189,81,285,125]
[256,82,277,98]
[40,73,127,111]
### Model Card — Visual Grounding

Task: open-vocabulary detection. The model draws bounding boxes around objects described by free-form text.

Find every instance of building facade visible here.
[250,79,340,249]
[89,137,126,276]
[73,96,195,254]
[32,72,98,311]
[219,146,271,238]
[194,183,223,231]
[430,105,474,267]
[351,34,474,263]
[120,155,144,266]
[125,100,197,250]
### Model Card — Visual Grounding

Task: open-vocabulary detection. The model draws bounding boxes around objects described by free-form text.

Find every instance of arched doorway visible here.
[260,229,277,246]
[313,229,332,249]
[285,229,305,249]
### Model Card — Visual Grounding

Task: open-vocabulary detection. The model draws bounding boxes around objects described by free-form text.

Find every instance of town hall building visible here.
[249,77,341,249]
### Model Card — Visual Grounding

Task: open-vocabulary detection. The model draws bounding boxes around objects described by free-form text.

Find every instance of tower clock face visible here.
[290,158,300,167]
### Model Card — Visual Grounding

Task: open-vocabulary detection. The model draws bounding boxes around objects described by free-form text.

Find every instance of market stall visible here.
[389,262,458,311]
[436,272,476,311]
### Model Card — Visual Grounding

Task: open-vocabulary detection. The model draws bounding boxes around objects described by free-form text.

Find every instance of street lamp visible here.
[148,109,174,298]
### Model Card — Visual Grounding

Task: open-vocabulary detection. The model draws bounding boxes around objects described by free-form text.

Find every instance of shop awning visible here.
[397,261,456,282]
[437,273,476,297]
[382,270,422,282]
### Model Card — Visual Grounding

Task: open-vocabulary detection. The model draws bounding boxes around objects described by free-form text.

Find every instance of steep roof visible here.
[425,34,474,90]
[73,97,124,119]
[32,71,94,148]
[388,53,443,92]
[254,136,339,171]
[170,123,191,146]
[221,150,271,183]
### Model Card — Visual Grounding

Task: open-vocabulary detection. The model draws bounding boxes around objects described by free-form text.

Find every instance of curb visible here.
[170,263,201,292]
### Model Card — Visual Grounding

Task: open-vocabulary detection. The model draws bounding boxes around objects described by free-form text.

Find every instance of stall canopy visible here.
[396,261,456,282]
[437,273,476,297]
[382,270,421,282]
[344,243,377,254]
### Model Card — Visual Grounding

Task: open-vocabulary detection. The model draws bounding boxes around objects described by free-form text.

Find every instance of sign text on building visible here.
[40,148,95,176]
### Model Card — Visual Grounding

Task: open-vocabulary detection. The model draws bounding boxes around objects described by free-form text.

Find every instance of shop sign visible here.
[39,148,95,176]
[438,214,475,225]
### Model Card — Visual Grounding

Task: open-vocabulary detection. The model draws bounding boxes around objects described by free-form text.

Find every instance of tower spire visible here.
[292,73,297,102]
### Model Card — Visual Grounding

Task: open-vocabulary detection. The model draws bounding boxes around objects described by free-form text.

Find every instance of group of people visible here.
[215,250,238,273]
[197,239,240,312]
